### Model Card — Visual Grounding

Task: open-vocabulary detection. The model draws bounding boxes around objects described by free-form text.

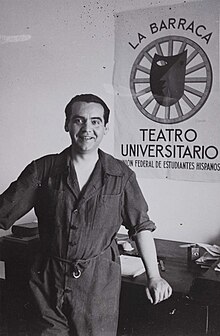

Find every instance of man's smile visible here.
[79,135,95,141]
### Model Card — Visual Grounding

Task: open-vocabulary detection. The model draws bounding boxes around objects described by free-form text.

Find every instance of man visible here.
[0,94,172,335]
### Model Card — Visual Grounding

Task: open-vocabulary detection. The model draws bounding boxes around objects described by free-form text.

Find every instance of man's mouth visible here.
[80,136,94,141]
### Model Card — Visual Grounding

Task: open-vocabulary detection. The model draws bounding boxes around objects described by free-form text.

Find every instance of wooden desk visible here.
[0,235,40,335]
[123,238,219,297]
[118,235,220,335]
[1,235,220,335]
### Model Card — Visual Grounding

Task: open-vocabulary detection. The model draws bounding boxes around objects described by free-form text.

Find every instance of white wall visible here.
[0,0,219,251]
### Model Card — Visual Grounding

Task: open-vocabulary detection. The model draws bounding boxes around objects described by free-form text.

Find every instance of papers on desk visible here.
[120,255,145,278]
[214,261,220,272]
[196,243,220,257]
[180,242,220,269]
[195,243,220,267]
[196,253,219,268]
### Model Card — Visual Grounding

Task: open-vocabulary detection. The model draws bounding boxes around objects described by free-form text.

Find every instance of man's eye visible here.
[74,118,83,124]
[92,120,101,125]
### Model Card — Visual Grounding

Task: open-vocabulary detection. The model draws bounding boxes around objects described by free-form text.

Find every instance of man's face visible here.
[65,101,109,154]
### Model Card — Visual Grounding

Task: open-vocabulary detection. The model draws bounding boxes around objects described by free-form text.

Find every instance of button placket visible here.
[67,208,79,252]
[70,208,79,230]
[71,208,79,229]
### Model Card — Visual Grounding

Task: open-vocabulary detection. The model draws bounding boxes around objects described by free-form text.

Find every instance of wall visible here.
[0,0,219,252]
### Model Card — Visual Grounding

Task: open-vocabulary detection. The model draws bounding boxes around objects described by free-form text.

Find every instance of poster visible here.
[113,0,220,182]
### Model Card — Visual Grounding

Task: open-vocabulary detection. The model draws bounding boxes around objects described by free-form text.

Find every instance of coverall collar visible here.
[51,146,124,201]
[52,146,124,177]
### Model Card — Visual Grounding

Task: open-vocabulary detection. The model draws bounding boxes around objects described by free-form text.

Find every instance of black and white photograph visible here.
[0,0,219,335]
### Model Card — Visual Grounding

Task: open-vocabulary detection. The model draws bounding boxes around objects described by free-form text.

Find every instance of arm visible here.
[0,161,39,230]
[121,170,172,303]
[134,230,172,304]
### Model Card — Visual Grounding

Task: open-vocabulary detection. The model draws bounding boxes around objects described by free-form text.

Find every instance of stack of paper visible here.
[12,221,39,237]
[195,243,220,268]
[120,255,145,278]
[214,261,220,272]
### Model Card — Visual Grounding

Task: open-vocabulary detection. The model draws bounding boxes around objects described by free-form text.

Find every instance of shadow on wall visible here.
[209,230,220,246]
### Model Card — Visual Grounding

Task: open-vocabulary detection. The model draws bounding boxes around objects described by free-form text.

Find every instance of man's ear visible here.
[64,119,69,132]
[104,123,109,135]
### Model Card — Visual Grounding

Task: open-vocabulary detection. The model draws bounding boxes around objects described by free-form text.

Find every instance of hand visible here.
[145,277,172,305]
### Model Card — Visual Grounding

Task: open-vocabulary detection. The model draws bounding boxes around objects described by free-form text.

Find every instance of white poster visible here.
[113,0,220,182]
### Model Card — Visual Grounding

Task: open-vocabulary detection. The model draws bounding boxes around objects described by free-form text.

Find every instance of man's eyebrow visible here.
[71,115,84,119]
[70,115,103,122]
[91,117,103,121]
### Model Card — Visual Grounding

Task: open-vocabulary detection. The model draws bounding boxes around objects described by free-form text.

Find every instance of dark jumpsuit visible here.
[0,147,156,336]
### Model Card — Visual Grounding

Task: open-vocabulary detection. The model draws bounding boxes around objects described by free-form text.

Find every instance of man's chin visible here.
[74,145,98,155]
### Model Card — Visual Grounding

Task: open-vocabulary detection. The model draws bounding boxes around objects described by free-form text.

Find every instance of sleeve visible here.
[0,161,40,230]
[121,171,156,239]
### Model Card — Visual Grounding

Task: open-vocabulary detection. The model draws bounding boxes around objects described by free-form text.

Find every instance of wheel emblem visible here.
[130,36,212,124]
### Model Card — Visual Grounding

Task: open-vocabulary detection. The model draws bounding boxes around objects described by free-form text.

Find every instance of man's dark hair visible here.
[65,94,110,126]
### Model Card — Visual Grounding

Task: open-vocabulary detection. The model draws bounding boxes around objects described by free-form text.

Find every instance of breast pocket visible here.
[86,175,123,230]
[92,193,121,230]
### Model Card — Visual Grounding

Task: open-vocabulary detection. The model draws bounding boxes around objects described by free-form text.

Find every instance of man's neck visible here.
[70,147,99,166]
[70,147,99,190]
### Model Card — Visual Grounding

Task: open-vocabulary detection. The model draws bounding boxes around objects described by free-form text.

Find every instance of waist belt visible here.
[52,237,116,279]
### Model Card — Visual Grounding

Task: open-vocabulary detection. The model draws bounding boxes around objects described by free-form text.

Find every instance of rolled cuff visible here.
[128,220,156,240]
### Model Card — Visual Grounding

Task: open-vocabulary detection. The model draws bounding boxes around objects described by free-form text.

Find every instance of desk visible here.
[0,235,40,336]
[1,235,220,335]
[118,235,220,295]
[118,235,220,335]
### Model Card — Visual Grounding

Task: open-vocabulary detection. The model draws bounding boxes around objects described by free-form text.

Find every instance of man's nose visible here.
[82,120,92,132]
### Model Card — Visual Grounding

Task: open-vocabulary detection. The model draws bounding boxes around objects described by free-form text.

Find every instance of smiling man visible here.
[0,94,172,336]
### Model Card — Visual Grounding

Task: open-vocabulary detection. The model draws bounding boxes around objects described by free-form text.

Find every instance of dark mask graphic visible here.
[150,50,187,107]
